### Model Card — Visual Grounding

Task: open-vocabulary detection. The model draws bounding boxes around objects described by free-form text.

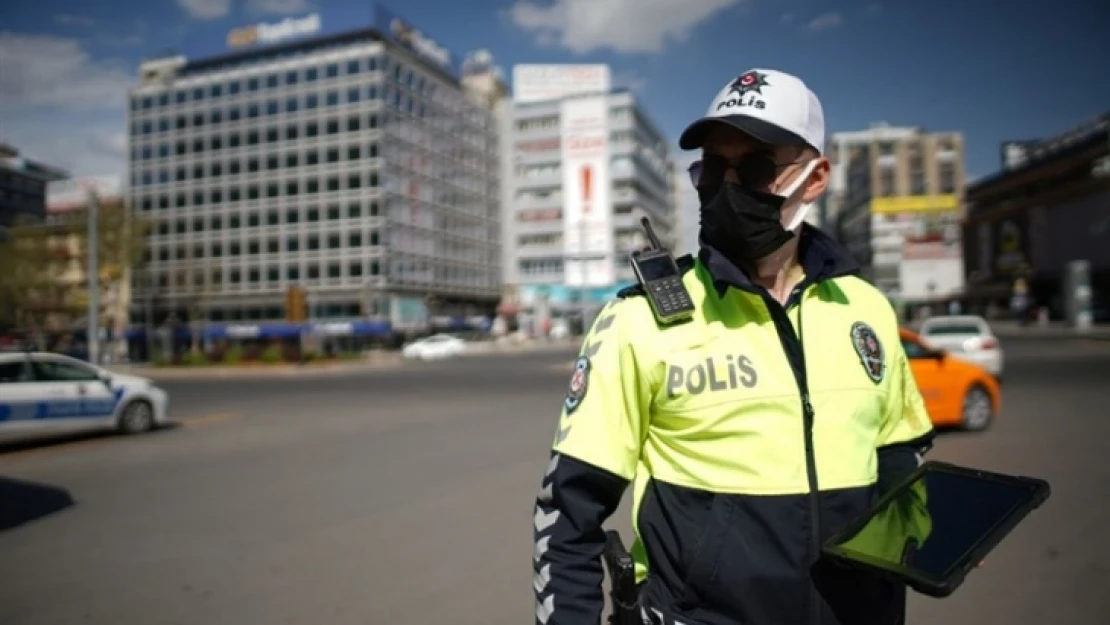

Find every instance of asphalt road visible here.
[1,338,1109,625]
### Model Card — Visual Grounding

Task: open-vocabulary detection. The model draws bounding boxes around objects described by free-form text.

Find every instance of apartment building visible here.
[833,124,965,301]
[504,84,677,327]
[126,10,500,339]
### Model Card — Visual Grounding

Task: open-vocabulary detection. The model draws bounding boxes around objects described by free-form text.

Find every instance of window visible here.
[0,360,30,383]
[348,146,361,160]
[326,91,339,106]
[347,116,360,132]
[266,74,279,88]
[348,232,362,247]
[880,169,896,197]
[286,125,299,140]
[347,59,360,74]
[901,339,934,359]
[306,68,318,82]
[286,208,299,223]
[348,203,361,218]
[939,163,957,194]
[32,358,98,382]
[348,87,361,104]
[326,63,339,78]
[306,94,318,109]
[286,153,299,168]
[286,70,298,85]
[327,148,340,163]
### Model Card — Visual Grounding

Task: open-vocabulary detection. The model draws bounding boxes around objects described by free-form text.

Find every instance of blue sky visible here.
[2,0,1108,184]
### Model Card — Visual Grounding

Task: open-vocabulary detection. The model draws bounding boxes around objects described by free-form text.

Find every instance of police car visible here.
[0,351,169,435]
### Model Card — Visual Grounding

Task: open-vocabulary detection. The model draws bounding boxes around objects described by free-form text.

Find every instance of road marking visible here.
[181,412,241,427]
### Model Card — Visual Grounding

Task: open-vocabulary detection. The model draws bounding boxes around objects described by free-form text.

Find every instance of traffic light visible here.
[285,285,307,322]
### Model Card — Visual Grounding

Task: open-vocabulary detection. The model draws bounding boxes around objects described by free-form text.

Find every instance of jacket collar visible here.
[697,224,861,298]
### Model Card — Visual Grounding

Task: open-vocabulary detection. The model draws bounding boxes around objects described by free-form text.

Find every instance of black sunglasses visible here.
[687,154,807,190]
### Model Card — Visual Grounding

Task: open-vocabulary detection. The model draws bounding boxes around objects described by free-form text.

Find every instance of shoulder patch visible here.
[850,321,886,383]
[564,356,592,413]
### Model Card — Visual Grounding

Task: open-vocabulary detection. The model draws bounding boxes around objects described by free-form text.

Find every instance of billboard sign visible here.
[561,95,614,288]
[374,5,453,74]
[513,64,610,104]
[870,194,960,214]
[226,13,322,49]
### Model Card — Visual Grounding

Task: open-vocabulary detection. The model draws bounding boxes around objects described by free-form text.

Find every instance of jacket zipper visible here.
[762,286,821,625]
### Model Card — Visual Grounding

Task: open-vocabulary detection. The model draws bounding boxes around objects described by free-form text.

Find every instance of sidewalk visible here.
[985,320,1110,340]
[905,319,1110,341]
[109,338,580,379]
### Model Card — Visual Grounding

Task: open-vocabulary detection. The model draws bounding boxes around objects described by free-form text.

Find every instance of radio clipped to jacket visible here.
[630,217,695,325]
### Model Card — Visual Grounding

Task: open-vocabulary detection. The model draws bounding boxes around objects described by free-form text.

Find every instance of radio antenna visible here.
[640,217,663,250]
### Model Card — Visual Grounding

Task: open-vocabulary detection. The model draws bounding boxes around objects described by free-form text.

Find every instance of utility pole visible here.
[86,187,100,365]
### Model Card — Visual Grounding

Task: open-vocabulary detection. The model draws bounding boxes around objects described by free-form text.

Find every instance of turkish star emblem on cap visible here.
[729,71,770,97]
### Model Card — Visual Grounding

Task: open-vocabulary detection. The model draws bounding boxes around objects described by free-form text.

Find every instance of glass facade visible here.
[128,37,500,325]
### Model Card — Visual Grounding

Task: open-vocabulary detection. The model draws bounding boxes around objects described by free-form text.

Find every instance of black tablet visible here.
[822,461,1050,598]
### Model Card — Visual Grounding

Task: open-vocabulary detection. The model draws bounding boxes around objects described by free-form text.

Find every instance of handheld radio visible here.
[630,217,694,325]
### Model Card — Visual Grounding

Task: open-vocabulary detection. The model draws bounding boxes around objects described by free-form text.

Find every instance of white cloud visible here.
[507,0,743,54]
[247,0,313,15]
[806,12,844,32]
[868,3,883,13]
[0,33,134,112]
[177,0,231,20]
[2,120,126,179]
[0,33,132,177]
[780,12,796,25]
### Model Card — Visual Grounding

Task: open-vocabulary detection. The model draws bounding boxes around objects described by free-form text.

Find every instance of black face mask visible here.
[698,182,794,263]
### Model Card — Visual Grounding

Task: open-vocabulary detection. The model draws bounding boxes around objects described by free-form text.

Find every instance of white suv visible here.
[0,352,170,435]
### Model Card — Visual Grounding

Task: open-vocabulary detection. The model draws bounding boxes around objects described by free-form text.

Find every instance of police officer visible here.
[531,69,935,625]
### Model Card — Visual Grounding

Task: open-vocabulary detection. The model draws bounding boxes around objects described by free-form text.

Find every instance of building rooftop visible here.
[968,111,1110,194]
[0,144,69,181]
[138,13,461,88]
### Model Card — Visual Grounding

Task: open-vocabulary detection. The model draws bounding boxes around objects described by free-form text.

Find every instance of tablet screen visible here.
[828,467,1038,582]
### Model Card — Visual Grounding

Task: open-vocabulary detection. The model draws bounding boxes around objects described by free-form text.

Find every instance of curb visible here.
[111,341,580,379]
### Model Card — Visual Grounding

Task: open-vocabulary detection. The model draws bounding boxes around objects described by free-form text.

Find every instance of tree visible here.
[0,214,71,343]
[59,199,148,357]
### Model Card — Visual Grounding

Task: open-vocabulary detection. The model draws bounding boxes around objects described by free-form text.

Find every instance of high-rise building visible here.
[503,65,677,333]
[0,143,68,239]
[126,8,500,343]
[832,124,965,305]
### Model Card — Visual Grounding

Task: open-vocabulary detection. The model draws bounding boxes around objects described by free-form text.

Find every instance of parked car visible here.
[401,334,466,361]
[918,314,1004,378]
[0,351,170,435]
[900,328,1001,431]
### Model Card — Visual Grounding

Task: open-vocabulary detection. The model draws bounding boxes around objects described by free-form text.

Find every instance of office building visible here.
[126,8,500,342]
[0,143,68,239]
[833,124,965,305]
[504,65,677,333]
[962,113,1110,323]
